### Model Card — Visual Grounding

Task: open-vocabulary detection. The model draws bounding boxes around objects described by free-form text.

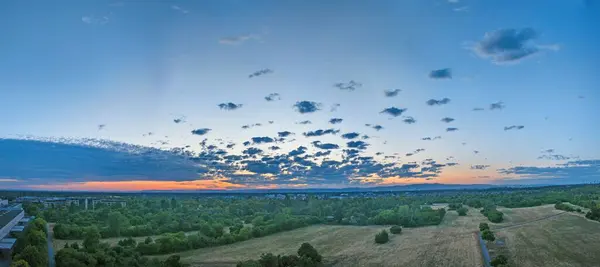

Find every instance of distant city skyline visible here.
[0,0,599,191]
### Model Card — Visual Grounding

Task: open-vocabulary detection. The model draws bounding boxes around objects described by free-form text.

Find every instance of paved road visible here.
[476,232,492,267]
[46,223,55,267]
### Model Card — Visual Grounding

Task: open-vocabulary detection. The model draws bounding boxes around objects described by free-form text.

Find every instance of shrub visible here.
[457,207,468,216]
[448,203,463,210]
[481,229,495,241]
[297,242,322,263]
[390,225,402,234]
[375,230,389,244]
[479,222,490,231]
[491,255,508,267]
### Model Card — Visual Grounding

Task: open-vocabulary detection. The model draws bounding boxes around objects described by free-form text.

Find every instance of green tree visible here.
[10,259,31,267]
[163,255,186,267]
[83,227,101,251]
[107,211,129,236]
[390,225,402,234]
[457,207,468,216]
[481,229,495,241]
[491,255,508,267]
[26,229,47,249]
[258,253,279,267]
[15,245,46,267]
[479,222,490,231]
[297,242,322,263]
[375,230,389,244]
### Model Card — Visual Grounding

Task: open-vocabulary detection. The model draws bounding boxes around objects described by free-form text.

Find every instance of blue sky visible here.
[0,0,599,190]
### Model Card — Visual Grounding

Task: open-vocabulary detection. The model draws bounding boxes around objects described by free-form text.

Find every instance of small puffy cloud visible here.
[403,116,417,124]
[269,146,281,151]
[446,127,459,132]
[293,101,321,114]
[297,120,312,125]
[341,132,360,139]
[347,141,369,150]
[314,151,332,157]
[288,146,307,156]
[472,107,485,111]
[384,89,401,97]
[441,117,455,123]
[98,124,106,131]
[243,141,251,146]
[542,149,555,154]
[82,15,109,25]
[471,164,490,170]
[303,129,340,137]
[312,141,340,150]
[380,107,407,117]
[265,93,281,101]
[251,136,275,144]
[329,118,343,124]
[219,33,260,45]
[191,128,211,136]
[226,143,235,149]
[334,80,362,91]
[278,131,293,138]
[454,6,469,12]
[472,28,557,64]
[426,98,451,106]
[173,116,186,124]
[504,125,525,131]
[218,102,243,110]
[243,147,263,155]
[490,101,505,110]
[171,5,189,14]
[429,68,452,79]
[365,124,384,131]
[249,68,273,78]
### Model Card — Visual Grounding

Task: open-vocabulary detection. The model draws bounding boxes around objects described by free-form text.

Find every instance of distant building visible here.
[0,204,27,263]
[0,199,7,207]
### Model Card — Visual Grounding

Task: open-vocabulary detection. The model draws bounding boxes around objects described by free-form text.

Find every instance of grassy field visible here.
[487,205,600,267]
[159,208,486,267]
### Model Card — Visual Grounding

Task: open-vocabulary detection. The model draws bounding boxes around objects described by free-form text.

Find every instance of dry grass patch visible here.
[163,208,487,267]
[494,213,600,267]
[494,204,562,227]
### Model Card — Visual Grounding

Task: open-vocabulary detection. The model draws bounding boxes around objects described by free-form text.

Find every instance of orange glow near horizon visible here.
[25,168,503,191]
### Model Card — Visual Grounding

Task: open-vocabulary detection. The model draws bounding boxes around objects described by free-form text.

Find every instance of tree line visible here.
[11,218,49,267]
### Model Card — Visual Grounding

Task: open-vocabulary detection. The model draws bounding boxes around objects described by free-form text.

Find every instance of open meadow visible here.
[160,208,487,267]
[487,205,600,267]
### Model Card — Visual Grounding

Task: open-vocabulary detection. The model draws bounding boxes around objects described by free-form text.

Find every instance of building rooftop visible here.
[10,226,24,232]
[0,238,17,250]
[0,210,23,229]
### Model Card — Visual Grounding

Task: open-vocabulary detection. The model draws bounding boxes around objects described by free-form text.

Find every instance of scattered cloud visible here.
[173,116,186,124]
[441,117,455,123]
[312,141,340,150]
[265,93,281,101]
[191,128,211,136]
[403,116,417,124]
[426,98,451,106]
[380,107,407,117]
[251,137,275,144]
[490,101,505,110]
[422,136,441,141]
[365,124,384,131]
[219,33,260,45]
[538,154,570,160]
[293,101,321,114]
[384,89,401,97]
[453,6,469,12]
[269,146,280,151]
[471,28,558,64]
[446,127,459,132]
[249,68,273,78]
[334,80,362,91]
[472,107,485,111]
[98,124,106,131]
[329,118,343,124]
[218,102,243,111]
[243,147,263,155]
[504,125,525,131]
[498,160,600,184]
[471,164,490,170]
[303,129,340,137]
[82,15,110,25]
[171,5,189,14]
[297,120,312,125]
[347,141,369,150]
[278,131,293,138]
[429,68,452,79]
[341,132,360,139]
